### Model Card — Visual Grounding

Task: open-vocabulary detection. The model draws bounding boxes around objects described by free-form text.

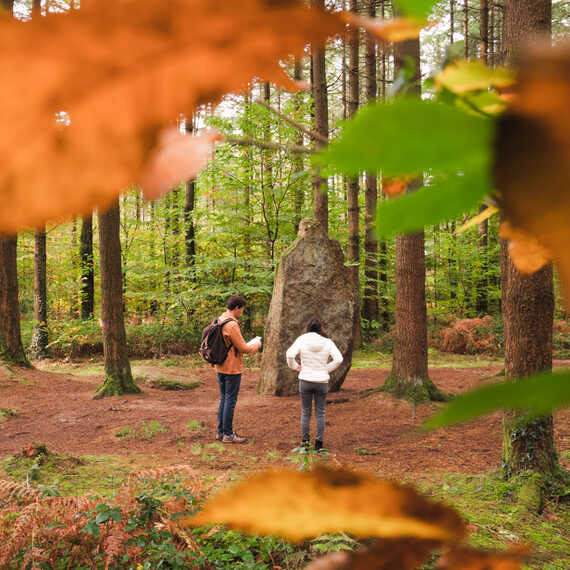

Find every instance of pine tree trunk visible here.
[293,58,304,235]
[0,236,29,366]
[31,227,49,359]
[80,215,95,319]
[363,0,379,324]
[311,0,329,231]
[383,35,442,402]
[480,0,489,63]
[476,205,488,315]
[95,202,140,398]
[501,0,557,482]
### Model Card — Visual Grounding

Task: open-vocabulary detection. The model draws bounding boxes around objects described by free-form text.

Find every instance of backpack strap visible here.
[218,318,236,351]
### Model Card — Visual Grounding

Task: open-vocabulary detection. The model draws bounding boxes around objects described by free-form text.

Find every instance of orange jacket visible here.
[213,311,258,374]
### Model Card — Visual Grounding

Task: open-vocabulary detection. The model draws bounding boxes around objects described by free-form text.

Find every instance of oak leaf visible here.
[0,0,343,234]
[184,466,466,543]
[493,41,570,301]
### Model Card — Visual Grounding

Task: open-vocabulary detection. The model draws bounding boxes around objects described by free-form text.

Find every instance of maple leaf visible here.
[493,41,570,301]
[0,0,344,234]
[183,466,466,543]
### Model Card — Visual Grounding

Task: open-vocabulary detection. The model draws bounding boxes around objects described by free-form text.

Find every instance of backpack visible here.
[199,318,234,365]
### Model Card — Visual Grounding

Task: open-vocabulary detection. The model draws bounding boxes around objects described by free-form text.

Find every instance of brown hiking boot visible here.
[222,433,248,444]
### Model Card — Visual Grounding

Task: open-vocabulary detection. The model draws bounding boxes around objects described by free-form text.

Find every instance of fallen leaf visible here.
[306,538,439,570]
[382,175,415,197]
[184,466,466,543]
[0,0,344,234]
[342,13,428,42]
[435,60,514,94]
[140,128,223,200]
[494,41,570,301]
[437,545,530,569]
[499,221,552,274]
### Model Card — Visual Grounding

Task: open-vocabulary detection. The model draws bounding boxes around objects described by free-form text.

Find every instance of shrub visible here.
[438,316,501,355]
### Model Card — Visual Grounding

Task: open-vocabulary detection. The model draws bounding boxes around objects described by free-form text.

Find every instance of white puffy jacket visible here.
[286,332,343,382]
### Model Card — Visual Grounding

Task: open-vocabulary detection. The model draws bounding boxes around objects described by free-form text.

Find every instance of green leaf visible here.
[394,0,438,19]
[424,371,570,430]
[435,60,514,94]
[320,98,492,177]
[377,171,490,237]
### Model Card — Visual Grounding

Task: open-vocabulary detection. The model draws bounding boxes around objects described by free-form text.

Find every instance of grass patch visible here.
[419,472,570,569]
[0,408,18,422]
[355,447,381,456]
[1,448,132,497]
[115,420,168,440]
[144,377,203,391]
[187,419,206,432]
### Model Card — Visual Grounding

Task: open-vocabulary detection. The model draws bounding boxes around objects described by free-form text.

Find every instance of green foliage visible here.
[190,527,297,569]
[321,98,492,177]
[310,533,357,554]
[0,408,18,421]
[377,171,490,237]
[425,371,570,430]
[394,0,438,19]
[115,420,168,440]
[288,444,330,471]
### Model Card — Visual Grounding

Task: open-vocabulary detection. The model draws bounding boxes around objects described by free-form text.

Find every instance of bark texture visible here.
[500,0,557,480]
[259,219,358,396]
[0,236,29,366]
[95,202,140,398]
[80,215,95,319]
[31,227,49,359]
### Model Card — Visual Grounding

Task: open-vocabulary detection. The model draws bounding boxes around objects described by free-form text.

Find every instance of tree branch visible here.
[225,136,314,154]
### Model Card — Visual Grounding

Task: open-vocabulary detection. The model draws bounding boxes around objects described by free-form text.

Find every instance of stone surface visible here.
[258,218,359,396]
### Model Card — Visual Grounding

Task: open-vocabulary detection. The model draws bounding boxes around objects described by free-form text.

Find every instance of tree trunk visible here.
[463,0,469,59]
[0,236,29,366]
[292,58,305,235]
[80,215,95,319]
[31,227,49,359]
[383,35,443,402]
[363,0,379,324]
[476,205,488,315]
[311,0,329,232]
[480,0,489,63]
[95,202,140,398]
[501,0,557,482]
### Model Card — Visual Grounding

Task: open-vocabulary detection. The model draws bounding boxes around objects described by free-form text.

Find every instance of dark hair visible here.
[226,295,246,310]
[305,318,328,338]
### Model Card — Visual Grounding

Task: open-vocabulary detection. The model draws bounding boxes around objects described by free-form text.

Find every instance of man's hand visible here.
[296,364,301,372]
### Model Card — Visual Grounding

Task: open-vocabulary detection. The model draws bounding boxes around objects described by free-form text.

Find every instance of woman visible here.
[286,318,343,451]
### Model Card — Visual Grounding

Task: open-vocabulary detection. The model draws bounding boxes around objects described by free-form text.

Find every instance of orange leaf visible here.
[0,0,344,234]
[140,128,223,200]
[342,13,428,42]
[184,466,466,543]
[382,176,415,197]
[494,41,570,301]
[499,221,552,274]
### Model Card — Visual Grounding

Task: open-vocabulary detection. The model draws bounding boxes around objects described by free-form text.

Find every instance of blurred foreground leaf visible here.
[435,60,514,94]
[0,0,343,233]
[424,370,570,430]
[377,171,490,238]
[394,0,438,20]
[321,98,492,177]
[184,466,466,543]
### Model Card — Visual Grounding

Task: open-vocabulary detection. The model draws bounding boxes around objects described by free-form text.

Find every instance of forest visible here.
[0,0,569,568]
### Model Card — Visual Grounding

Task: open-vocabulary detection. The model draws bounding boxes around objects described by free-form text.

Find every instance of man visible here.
[214,294,261,443]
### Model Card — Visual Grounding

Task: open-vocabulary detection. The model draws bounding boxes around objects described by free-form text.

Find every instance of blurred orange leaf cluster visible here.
[185,466,529,569]
[0,0,343,234]
[494,42,570,300]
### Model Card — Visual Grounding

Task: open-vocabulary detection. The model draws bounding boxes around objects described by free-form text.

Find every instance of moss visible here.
[94,372,142,399]
[381,373,448,403]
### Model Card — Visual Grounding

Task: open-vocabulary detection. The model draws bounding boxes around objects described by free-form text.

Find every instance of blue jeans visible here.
[299,380,328,442]
[217,373,242,436]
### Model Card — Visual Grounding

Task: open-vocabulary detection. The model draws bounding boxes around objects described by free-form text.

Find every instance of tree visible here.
[382,31,443,402]
[95,201,140,398]
[362,0,379,324]
[311,0,329,231]
[500,0,558,485]
[0,0,28,367]
[31,227,49,359]
[80,215,95,319]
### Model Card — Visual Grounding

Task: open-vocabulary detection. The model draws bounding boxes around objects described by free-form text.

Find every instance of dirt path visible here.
[1,361,569,477]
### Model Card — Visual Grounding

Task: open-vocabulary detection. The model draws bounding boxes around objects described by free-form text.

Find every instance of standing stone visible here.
[259,218,359,396]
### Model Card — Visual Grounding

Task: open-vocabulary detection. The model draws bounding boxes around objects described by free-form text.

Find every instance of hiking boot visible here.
[314,439,323,452]
[215,432,222,441]
[222,433,248,444]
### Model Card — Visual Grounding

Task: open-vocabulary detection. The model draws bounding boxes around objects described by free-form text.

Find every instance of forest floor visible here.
[1,355,569,488]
